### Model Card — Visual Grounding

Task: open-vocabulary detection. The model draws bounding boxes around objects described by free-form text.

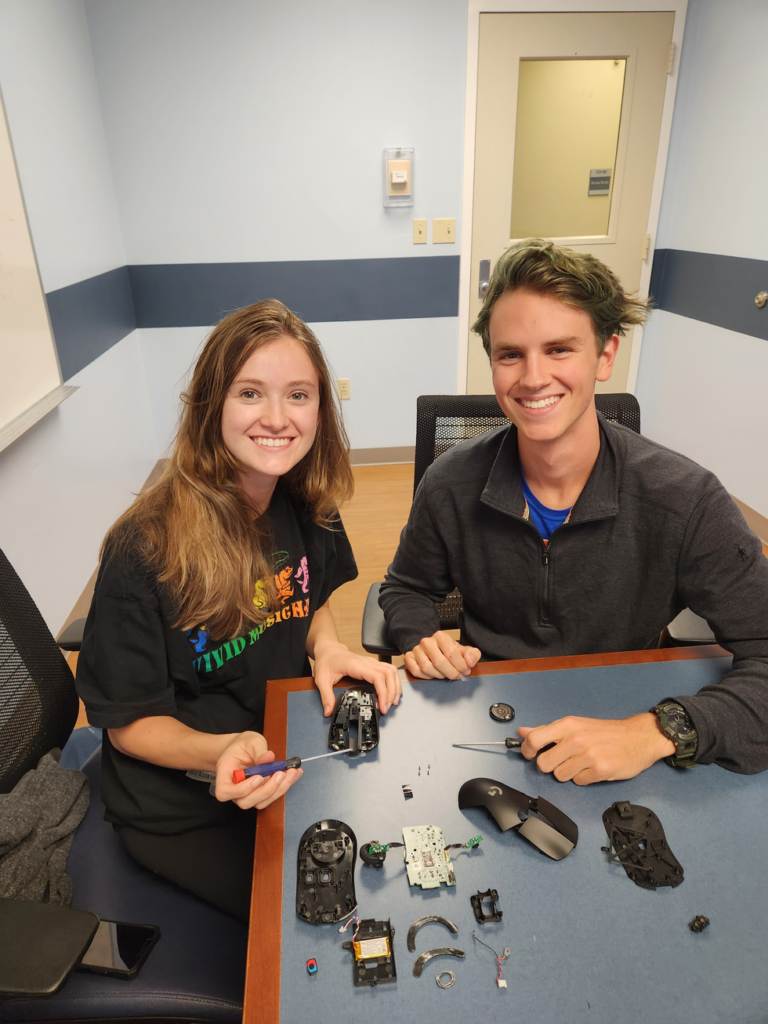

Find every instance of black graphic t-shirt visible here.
[76,484,357,834]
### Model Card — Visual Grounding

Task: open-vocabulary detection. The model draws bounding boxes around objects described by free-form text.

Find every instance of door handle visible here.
[478,259,491,298]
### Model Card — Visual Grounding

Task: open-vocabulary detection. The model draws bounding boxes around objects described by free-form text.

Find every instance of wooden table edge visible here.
[243,643,728,1023]
[244,676,340,1024]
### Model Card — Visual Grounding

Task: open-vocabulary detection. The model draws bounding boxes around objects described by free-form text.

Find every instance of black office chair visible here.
[0,548,247,1022]
[0,551,79,795]
[362,392,713,659]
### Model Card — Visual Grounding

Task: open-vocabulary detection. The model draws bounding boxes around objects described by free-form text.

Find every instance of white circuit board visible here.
[402,825,455,889]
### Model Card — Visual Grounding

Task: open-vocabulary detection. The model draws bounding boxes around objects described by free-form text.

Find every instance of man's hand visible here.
[404,630,481,680]
[518,713,676,785]
[214,734,302,810]
[313,639,402,716]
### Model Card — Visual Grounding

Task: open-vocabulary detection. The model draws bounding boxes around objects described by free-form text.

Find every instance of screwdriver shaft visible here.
[453,739,523,749]
[301,748,355,763]
[453,739,555,755]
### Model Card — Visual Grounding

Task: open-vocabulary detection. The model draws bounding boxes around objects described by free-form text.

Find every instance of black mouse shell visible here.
[458,777,577,861]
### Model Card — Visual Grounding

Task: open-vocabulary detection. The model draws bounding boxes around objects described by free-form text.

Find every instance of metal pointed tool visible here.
[232,746,354,783]
[453,738,523,749]
[453,739,555,754]
[299,748,357,763]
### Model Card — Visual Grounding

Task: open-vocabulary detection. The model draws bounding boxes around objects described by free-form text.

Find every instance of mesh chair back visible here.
[0,549,78,794]
[414,392,640,495]
[413,393,641,629]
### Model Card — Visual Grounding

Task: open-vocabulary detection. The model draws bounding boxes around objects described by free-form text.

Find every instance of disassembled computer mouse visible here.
[339,917,396,987]
[407,915,459,952]
[328,688,380,755]
[296,819,357,924]
[601,800,683,890]
[458,777,578,860]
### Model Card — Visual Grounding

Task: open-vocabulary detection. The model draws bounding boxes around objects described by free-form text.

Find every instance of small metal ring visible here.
[436,970,455,988]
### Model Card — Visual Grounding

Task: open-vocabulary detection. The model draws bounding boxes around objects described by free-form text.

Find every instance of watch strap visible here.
[649,699,698,769]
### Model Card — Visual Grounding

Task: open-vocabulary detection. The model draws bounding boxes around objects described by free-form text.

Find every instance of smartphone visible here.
[77,920,160,979]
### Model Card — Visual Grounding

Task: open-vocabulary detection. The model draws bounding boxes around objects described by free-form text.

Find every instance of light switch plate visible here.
[413,219,427,244]
[433,218,456,243]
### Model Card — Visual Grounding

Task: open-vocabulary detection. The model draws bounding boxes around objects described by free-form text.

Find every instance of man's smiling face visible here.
[489,287,618,447]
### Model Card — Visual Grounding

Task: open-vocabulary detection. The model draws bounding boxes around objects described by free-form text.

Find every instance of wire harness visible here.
[472,930,511,989]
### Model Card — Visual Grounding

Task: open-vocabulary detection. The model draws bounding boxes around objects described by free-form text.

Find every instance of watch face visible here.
[665,707,694,738]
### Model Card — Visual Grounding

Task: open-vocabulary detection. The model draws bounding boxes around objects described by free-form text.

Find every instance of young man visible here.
[379,239,768,785]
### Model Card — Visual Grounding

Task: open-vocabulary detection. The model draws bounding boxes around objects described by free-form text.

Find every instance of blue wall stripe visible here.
[48,250,765,384]
[46,266,136,381]
[127,256,461,328]
[46,256,460,382]
[650,248,768,342]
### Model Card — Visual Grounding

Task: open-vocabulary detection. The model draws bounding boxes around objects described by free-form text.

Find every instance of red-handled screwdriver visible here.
[232,747,354,784]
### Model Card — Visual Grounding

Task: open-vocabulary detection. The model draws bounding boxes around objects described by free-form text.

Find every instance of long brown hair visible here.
[104,299,354,638]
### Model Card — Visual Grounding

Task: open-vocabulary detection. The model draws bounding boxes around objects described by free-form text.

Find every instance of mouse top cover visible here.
[458,777,578,861]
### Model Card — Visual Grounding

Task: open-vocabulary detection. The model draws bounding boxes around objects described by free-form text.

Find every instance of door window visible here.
[510,58,626,240]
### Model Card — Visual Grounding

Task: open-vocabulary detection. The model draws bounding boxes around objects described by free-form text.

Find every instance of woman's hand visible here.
[214,731,302,809]
[312,638,402,716]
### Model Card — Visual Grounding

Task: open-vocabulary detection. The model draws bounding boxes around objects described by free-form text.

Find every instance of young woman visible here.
[76,299,400,921]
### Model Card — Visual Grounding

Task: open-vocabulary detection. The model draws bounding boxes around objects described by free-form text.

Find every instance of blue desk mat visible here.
[277,657,768,1023]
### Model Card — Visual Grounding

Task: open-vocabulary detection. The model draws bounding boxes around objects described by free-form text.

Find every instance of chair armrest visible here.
[57,617,86,652]
[361,583,399,658]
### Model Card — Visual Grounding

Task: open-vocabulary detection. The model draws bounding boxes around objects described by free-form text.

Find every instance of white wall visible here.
[637,313,768,517]
[0,0,159,631]
[313,318,458,450]
[85,0,468,452]
[0,334,157,632]
[653,0,767,260]
[636,0,768,519]
[140,317,459,455]
[84,0,468,264]
[0,0,125,292]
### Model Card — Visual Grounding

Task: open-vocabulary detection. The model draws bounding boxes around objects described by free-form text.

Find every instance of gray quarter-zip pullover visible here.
[380,415,768,774]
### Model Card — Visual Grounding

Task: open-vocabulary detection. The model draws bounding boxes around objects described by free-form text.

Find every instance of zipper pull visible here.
[542,548,549,566]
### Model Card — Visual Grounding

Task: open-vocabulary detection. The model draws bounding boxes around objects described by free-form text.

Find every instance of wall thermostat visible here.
[383,147,414,207]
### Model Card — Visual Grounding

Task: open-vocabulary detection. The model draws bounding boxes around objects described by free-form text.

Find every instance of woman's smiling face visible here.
[221,334,320,506]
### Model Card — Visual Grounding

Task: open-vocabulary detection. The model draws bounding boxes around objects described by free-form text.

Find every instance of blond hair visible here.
[104,299,353,638]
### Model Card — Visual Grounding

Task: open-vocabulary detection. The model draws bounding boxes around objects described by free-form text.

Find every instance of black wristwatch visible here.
[649,699,698,769]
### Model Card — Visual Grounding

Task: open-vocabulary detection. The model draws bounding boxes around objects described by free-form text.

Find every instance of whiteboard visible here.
[0,88,72,450]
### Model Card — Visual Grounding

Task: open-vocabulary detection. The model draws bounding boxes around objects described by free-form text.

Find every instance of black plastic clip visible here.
[471,888,503,924]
